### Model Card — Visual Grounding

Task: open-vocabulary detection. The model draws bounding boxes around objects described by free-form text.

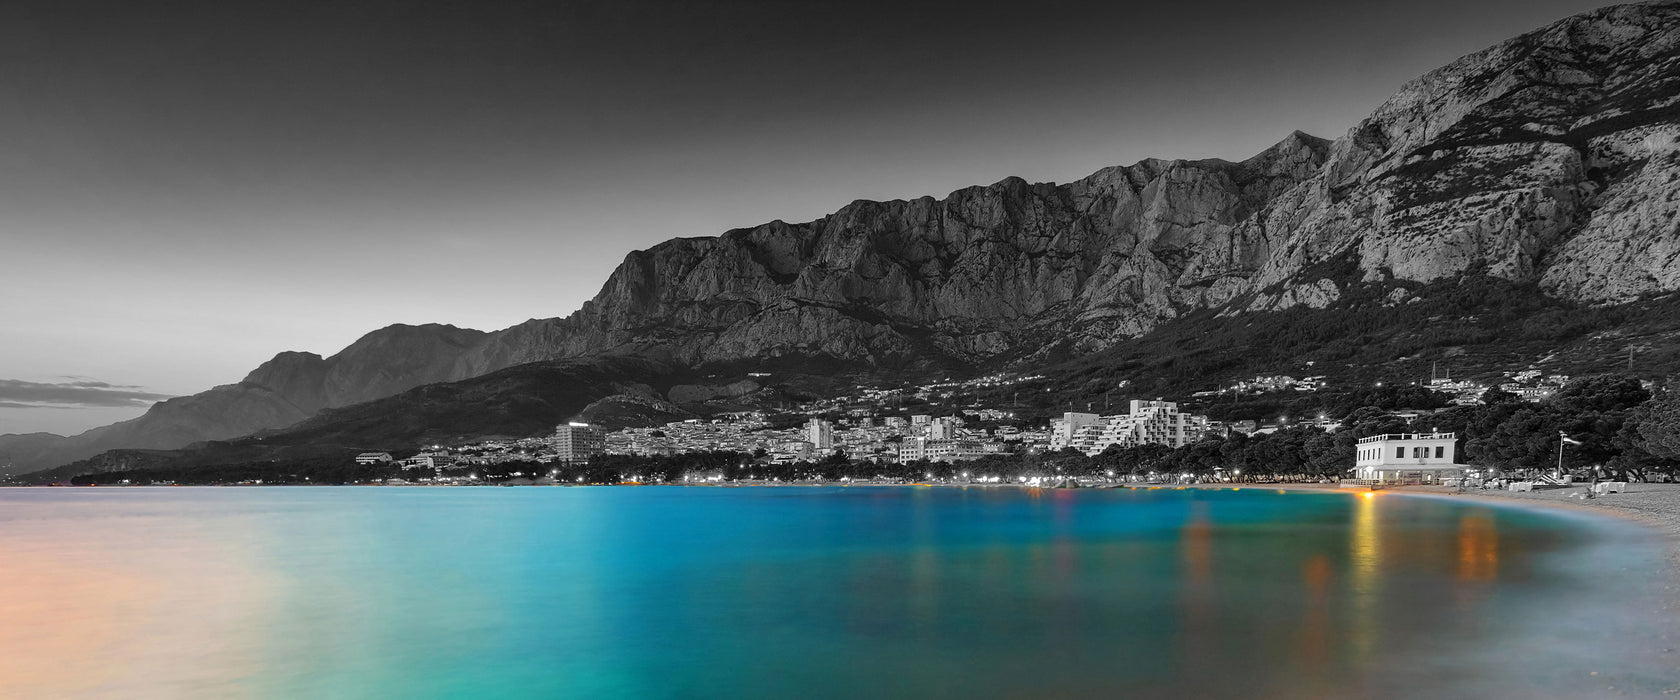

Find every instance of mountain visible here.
[462,130,1333,367]
[490,1,1680,366]
[17,356,683,484]
[1234,0,1680,305]
[5,324,487,473]
[10,1,1680,475]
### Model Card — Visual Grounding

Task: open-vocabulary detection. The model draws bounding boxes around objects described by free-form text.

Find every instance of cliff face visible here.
[11,2,1680,476]
[1243,2,1680,305]
[462,130,1333,367]
[463,4,1680,365]
[502,1,1678,363]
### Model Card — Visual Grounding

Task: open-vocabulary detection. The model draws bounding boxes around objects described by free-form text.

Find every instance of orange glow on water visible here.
[0,506,269,699]
[1349,493,1381,663]
[1296,555,1333,672]
[1178,506,1216,665]
[0,547,155,694]
[1456,514,1499,583]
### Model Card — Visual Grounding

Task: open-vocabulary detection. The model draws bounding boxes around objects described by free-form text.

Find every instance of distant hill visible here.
[17,356,684,484]
[9,1,1680,476]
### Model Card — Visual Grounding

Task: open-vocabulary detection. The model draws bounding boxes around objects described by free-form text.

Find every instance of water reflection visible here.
[1456,513,1499,583]
[1349,492,1381,664]
[1296,554,1332,670]
[0,496,269,699]
[1178,503,1215,667]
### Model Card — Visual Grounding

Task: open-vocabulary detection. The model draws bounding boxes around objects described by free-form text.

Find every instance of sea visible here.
[1,485,1674,699]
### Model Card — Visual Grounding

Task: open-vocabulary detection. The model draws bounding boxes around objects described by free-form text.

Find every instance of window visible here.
[1435,446,1444,459]
[1396,446,1405,459]
[1414,446,1424,458]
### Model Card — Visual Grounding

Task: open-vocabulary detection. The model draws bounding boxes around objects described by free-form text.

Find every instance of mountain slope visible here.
[9,1,1679,474]
[5,323,487,473]
[18,356,683,483]
[462,132,1333,367]
[1238,1,1680,306]
[470,3,1680,367]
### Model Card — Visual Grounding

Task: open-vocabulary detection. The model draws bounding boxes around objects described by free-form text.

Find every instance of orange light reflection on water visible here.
[1348,492,1380,665]
[0,502,271,700]
[1178,504,1215,665]
[1456,514,1499,583]
[1295,555,1334,678]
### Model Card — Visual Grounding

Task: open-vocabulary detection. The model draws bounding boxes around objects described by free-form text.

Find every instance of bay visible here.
[0,486,1672,698]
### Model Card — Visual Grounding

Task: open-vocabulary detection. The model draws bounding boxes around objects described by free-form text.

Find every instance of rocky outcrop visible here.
[459,130,1334,367]
[1244,1,1680,305]
[475,3,1680,363]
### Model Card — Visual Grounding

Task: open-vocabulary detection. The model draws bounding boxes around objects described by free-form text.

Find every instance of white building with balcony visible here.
[1052,401,1208,456]
[1352,432,1464,484]
[1049,412,1101,450]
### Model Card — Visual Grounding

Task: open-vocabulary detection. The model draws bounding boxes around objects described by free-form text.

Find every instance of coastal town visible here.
[353,365,1608,486]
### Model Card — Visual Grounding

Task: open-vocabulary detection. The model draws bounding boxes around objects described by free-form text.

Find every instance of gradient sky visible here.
[1,0,1627,436]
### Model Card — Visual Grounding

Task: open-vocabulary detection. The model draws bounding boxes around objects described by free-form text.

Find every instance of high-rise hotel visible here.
[552,422,607,463]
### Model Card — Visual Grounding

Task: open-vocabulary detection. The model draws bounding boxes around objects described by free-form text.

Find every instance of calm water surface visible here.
[0,486,1674,699]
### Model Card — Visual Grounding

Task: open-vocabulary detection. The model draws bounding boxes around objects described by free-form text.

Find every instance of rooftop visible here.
[1356,432,1456,444]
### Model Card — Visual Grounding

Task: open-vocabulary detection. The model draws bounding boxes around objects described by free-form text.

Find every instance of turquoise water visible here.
[0,486,1674,699]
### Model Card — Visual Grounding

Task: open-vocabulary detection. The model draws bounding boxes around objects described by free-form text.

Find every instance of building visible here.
[1054,401,1207,456]
[1352,432,1464,484]
[355,451,393,465]
[806,418,834,450]
[1049,412,1101,450]
[928,417,955,440]
[552,422,607,463]
[897,437,990,463]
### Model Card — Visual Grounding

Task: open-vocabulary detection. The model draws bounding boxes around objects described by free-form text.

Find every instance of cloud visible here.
[0,379,175,409]
[0,401,78,410]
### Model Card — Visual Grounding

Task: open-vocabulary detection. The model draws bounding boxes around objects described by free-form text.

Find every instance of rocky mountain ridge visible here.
[7,1,1678,476]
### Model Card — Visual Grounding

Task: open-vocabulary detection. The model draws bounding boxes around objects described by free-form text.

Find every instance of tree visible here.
[1552,375,1651,414]
[1480,387,1521,405]
[1628,395,1680,480]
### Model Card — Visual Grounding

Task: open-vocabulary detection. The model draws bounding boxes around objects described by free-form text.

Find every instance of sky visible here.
[0,0,1628,436]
